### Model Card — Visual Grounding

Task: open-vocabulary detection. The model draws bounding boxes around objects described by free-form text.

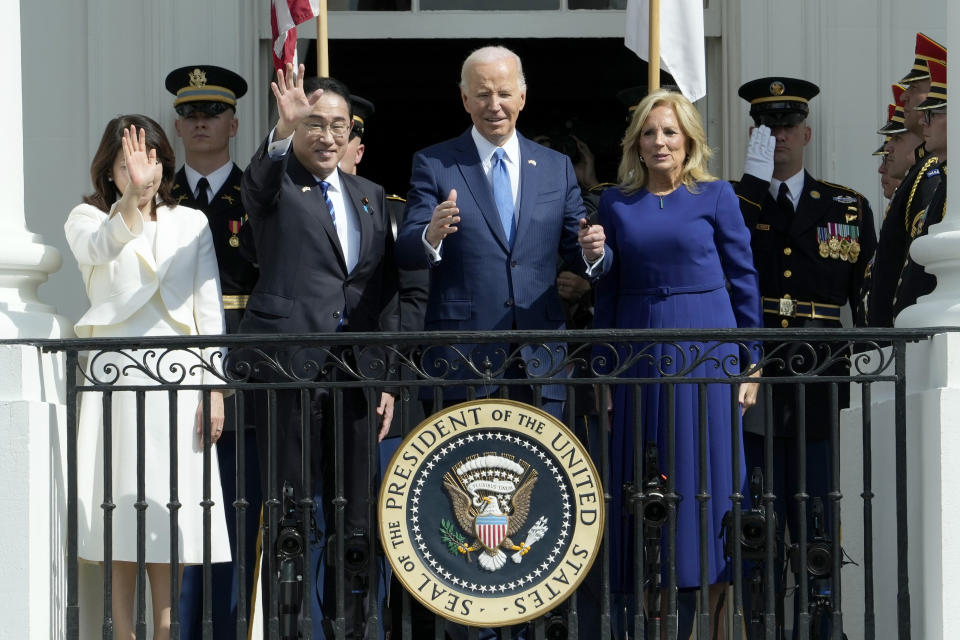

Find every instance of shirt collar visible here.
[471,126,520,167]
[770,168,805,201]
[184,160,233,195]
[315,167,344,192]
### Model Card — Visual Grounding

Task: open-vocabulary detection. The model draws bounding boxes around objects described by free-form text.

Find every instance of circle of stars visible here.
[409,430,573,595]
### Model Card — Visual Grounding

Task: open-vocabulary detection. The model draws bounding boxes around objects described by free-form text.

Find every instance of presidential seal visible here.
[379,400,604,627]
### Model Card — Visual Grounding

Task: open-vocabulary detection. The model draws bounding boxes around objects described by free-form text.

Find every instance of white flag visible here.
[625,0,706,103]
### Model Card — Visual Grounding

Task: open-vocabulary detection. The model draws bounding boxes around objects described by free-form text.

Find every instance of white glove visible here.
[743,125,776,183]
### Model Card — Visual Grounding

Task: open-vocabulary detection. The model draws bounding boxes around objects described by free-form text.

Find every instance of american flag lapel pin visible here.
[361,196,371,214]
[528,159,537,166]
[301,186,311,192]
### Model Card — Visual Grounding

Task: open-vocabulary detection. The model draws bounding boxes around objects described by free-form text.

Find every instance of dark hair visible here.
[83,114,178,213]
[302,76,353,120]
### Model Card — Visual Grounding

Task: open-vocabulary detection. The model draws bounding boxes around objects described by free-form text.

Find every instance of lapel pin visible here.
[527,159,537,166]
[361,196,372,214]
[302,186,312,193]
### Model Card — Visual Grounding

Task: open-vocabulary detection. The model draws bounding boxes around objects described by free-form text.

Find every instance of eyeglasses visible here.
[301,120,350,139]
[922,108,947,124]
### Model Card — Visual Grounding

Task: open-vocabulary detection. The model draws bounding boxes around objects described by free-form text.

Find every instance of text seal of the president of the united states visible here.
[378,399,604,627]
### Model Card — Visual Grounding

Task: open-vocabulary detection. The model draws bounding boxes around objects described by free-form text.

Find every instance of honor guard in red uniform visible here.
[734,76,877,637]
[863,33,946,326]
[893,56,948,318]
[165,64,261,640]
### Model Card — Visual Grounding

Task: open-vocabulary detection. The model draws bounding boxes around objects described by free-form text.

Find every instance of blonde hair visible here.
[617,89,716,194]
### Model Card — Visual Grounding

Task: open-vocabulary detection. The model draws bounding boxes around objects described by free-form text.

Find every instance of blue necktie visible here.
[492,148,515,247]
[320,180,337,227]
[319,180,345,328]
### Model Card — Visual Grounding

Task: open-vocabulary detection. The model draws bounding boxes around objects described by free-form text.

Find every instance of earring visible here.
[638,155,645,164]
[107,177,113,182]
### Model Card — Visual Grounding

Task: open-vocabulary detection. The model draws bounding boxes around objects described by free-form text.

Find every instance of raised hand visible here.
[272,62,324,139]
[120,125,158,196]
[426,189,460,248]
[743,124,776,183]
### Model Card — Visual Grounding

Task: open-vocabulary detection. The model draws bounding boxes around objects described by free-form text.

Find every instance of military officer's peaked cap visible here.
[916,59,947,110]
[738,77,820,126]
[900,33,946,84]
[165,65,248,116]
[349,95,375,139]
[878,85,909,135]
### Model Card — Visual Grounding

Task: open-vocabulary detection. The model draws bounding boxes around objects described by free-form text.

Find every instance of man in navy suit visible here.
[395,45,610,418]
[239,66,398,638]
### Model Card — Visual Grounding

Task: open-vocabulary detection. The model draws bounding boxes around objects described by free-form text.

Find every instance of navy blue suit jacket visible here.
[395,128,612,399]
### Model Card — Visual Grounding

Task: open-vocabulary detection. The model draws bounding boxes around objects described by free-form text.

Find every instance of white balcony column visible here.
[0,3,71,640]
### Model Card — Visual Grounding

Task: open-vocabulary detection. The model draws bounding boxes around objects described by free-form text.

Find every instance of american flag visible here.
[270,0,320,71]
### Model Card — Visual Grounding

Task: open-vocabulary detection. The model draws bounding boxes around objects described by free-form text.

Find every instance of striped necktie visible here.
[320,180,336,227]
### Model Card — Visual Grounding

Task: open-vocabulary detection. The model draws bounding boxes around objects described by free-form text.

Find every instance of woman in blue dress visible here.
[594,89,762,637]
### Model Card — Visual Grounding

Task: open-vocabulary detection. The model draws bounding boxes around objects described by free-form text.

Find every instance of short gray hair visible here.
[459,46,526,91]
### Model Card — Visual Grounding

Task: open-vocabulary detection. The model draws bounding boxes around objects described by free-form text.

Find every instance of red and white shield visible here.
[475,514,508,551]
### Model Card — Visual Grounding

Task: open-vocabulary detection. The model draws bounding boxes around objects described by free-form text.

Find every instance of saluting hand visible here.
[578,218,605,262]
[743,124,776,183]
[426,189,460,249]
[272,62,324,140]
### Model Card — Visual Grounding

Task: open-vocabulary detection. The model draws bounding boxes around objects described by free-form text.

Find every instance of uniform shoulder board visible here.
[386,194,406,203]
[588,182,617,193]
[818,179,865,203]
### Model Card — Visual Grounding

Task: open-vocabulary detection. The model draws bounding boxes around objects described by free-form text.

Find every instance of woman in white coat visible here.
[65,116,230,640]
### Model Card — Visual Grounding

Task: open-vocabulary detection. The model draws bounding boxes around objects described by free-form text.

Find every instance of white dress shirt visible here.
[769,169,805,210]
[268,129,362,273]
[184,161,234,202]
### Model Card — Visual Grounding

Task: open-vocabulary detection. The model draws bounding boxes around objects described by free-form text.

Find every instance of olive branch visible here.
[440,519,472,560]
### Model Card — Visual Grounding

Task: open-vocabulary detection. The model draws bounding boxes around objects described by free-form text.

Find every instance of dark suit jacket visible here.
[735,171,877,439]
[173,165,259,333]
[238,134,399,377]
[395,128,612,400]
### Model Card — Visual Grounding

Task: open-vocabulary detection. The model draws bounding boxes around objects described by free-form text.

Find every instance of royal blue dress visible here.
[593,180,761,591]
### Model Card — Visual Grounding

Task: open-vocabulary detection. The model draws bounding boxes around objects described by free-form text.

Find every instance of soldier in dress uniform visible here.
[165,64,261,640]
[892,57,948,318]
[734,76,877,636]
[863,33,946,327]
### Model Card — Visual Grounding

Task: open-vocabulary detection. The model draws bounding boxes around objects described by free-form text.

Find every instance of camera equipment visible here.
[276,483,306,640]
[544,610,569,640]
[722,467,777,561]
[788,497,839,640]
[640,441,668,527]
[327,529,371,638]
[788,497,832,579]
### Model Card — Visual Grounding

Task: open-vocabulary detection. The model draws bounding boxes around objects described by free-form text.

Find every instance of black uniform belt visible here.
[762,297,842,320]
[222,294,250,310]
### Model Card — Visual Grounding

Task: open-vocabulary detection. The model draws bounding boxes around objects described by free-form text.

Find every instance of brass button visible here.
[784,270,793,278]
[781,319,789,328]
[783,247,792,256]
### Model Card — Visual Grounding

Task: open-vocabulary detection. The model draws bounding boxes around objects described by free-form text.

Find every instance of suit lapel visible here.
[340,171,373,272]
[287,154,346,270]
[454,129,510,252]
[516,134,539,248]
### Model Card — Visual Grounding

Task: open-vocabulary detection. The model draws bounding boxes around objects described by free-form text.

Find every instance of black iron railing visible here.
[34,327,943,640]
